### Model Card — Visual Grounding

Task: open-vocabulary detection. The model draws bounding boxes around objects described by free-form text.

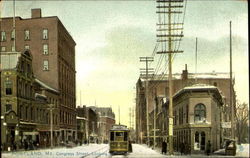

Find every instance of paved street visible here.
[1,144,249,158]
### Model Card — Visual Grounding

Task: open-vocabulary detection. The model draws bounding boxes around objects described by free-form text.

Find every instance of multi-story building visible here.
[95,107,115,143]
[150,84,223,154]
[1,8,77,142]
[136,65,236,143]
[76,105,88,144]
[0,50,57,150]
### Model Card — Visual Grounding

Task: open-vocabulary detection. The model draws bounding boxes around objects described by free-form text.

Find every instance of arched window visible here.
[194,104,206,122]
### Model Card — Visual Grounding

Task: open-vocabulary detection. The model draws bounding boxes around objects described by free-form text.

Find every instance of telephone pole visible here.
[140,57,154,146]
[156,0,184,155]
[229,21,235,139]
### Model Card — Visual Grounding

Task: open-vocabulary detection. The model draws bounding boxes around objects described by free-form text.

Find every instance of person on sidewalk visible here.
[206,140,212,156]
[180,141,185,155]
[161,140,167,155]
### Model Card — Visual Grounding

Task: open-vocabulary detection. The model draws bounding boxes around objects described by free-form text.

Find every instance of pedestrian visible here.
[206,140,211,156]
[161,140,167,155]
[13,142,17,151]
[180,141,185,155]
[128,140,133,152]
[24,140,28,150]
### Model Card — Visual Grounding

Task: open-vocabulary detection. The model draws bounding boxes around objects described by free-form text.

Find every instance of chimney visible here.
[31,8,42,18]
[182,64,188,80]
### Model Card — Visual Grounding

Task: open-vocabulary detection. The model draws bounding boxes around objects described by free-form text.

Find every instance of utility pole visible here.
[153,91,156,149]
[195,37,198,83]
[140,57,154,146]
[156,0,184,155]
[229,21,234,139]
[13,0,16,52]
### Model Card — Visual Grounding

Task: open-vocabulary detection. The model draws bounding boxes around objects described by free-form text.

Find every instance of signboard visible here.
[221,122,231,128]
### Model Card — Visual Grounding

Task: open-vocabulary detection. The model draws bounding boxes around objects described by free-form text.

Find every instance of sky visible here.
[1,0,248,127]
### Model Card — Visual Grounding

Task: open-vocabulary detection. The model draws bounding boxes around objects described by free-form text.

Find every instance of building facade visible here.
[0,50,58,150]
[136,65,236,144]
[1,8,77,142]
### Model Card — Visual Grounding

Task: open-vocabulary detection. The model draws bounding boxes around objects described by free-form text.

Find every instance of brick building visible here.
[136,65,236,143]
[1,8,77,142]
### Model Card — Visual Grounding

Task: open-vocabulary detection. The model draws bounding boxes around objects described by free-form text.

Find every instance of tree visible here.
[235,101,249,144]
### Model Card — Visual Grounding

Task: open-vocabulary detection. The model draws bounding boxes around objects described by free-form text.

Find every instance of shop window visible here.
[194,104,206,122]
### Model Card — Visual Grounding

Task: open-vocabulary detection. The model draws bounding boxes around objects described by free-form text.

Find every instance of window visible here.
[213,82,217,86]
[43,60,49,70]
[1,46,6,52]
[179,107,183,125]
[6,104,12,112]
[43,29,48,39]
[11,46,15,52]
[24,45,30,50]
[11,30,15,40]
[194,104,206,122]
[24,30,30,40]
[1,31,6,41]
[43,44,48,54]
[5,80,13,95]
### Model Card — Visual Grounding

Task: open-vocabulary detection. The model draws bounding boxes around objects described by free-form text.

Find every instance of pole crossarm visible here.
[156,34,183,38]
[156,11,182,14]
[157,5,183,8]
[157,39,182,42]
[157,28,183,31]
[157,23,183,26]
[157,50,183,54]
[156,0,184,3]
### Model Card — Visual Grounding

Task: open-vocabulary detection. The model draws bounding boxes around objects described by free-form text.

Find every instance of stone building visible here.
[136,65,236,143]
[0,50,56,150]
[149,84,223,154]
[1,8,77,142]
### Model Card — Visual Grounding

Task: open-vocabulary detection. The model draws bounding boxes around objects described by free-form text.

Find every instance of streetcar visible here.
[109,124,131,154]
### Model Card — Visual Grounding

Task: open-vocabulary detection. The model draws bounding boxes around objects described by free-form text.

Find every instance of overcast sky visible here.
[1,0,248,127]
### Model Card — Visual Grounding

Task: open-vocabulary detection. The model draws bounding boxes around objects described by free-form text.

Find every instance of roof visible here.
[140,72,230,81]
[35,78,59,93]
[173,84,223,102]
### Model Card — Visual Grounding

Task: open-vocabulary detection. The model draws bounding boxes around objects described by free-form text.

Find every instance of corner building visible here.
[1,9,77,141]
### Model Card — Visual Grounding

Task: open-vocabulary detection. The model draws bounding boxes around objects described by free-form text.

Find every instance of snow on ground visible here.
[236,144,249,157]
[125,144,165,158]
[1,144,108,158]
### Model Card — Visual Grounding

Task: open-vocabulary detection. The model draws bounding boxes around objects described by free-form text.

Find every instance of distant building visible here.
[136,65,236,144]
[76,106,88,144]
[1,8,77,142]
[95,107,115,143]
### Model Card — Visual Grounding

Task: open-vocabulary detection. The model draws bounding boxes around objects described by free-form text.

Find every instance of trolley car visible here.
[109,124,130,154]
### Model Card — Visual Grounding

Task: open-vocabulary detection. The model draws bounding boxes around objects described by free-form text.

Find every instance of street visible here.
[1,144,249,158]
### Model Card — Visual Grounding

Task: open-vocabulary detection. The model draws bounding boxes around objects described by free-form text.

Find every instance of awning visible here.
[23,132,39,135]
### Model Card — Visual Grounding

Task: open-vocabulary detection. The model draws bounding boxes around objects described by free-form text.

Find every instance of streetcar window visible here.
[110,132,114,141]
[124,132,128,141]
[116,132,123,137]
